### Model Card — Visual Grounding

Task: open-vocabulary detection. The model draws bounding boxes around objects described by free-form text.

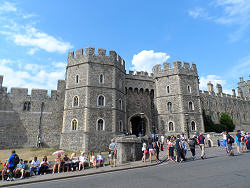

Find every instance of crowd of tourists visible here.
[0,139,117,181]
[142,132,206,163]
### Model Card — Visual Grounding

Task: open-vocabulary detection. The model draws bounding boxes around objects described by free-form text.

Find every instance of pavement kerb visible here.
[0,157,168,187]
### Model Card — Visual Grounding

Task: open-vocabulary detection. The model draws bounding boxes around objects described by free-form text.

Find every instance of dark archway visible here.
[130,116,146,136]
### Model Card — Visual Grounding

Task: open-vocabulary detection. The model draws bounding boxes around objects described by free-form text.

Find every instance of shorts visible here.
[241,142,246,146]
[149,149,155,153]
[110,151,117,160]
[236,142,241,147]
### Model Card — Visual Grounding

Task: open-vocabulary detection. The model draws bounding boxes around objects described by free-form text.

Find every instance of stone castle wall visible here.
[0,77,65,149]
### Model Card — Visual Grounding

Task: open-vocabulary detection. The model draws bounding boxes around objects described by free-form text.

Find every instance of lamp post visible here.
[140,112,144,136]
[185,113,190,139]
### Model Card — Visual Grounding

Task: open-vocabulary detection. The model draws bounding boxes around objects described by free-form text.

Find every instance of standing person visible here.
[154,137,160,161]
[30,156,40,176]
[39,156,49,175]
[8,150,19,181]
[198,132,206,159]
[180,138,187,161]
[148,141,159,163]
[236,130,242,154]
[168,137,175,162]
[38,137,42,148]
[241,131,247,153]
[188,137,196,160]
[226,132,234,156]
[160,135,165,151]
[141,143,147,163]
[109,139,117,167]
[221,132,227,152]
[175,135,182,163]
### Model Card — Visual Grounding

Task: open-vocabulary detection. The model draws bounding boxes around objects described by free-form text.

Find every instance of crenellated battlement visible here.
[67,47,125,71]
[126,70,154,81]
[152,61,198,78]
[0,76,65,100]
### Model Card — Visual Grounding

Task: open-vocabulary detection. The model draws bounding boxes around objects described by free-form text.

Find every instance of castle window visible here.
[99,74,104,84]
[71,119,78,131]
[166,86,170,94]
[191,121,196,131]
[76,75,79,84]
[73,96,79,107]
[119,120,123,132]
[119,99,122,110]
[188,101,194,111]
[167,102,172,112]
[217,112,220,119]
[23,102,31,111]
[187,85,191,93]
[243,114,246,121]
[168,122,174,132]
[97,119,104,131]
[97,95,105,106]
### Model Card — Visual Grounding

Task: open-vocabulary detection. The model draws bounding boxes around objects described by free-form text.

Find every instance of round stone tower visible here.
[60,47,126,152]
[152,61,204,137]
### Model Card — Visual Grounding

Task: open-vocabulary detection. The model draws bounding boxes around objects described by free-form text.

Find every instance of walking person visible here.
[109,139,117,167]
[148,141,159,163]
[226,131,234,156]
[141,143,148,163]
[175,135,182,163]
[235,130,242,154]
[160,135,165,151]
[188,137,196,160]
[168,137,175,161]
[198,132,206,159]
[241,131,247,153]
[155,137,160,161]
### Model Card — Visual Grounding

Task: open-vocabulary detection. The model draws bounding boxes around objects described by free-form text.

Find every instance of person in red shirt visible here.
[1,160,9,181]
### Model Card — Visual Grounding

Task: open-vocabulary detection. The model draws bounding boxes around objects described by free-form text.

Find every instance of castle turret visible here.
[153,61,204,136]
[216,84,222,94]
[61,47,126,152]
[232,89,236,97]
[207,82,214,93]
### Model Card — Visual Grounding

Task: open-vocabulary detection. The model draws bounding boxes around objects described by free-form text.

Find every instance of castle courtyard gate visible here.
[129,114,149,136]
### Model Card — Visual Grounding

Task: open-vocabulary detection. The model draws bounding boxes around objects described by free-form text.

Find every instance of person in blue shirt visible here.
[109,139,117,167]
[198,132,206,159]
[14,159,26,179]
[8,150,19,181]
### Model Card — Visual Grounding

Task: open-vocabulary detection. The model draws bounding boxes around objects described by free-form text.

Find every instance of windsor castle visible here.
[0,47,249,152]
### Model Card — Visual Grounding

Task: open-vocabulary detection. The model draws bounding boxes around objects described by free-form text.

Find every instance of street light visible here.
[140,112,144,136]
[185,113,190,139]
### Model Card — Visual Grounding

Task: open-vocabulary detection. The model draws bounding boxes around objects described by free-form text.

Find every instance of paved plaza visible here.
[1,146,250,188]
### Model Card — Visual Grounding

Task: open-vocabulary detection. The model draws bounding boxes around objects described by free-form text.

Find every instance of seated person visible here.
[14,159,26,179]
[89,152,97,168]
[79,152,88,170]
[62,154,71,172]
[96,152,105,167]
[38,156,50,175]
[1,160,9,181]
[30,157,40,176]
[70,153,79,171]
[53,154,62,174]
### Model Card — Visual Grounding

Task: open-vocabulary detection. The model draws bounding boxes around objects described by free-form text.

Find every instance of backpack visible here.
[229,135,234,144]
[13,154,20,165]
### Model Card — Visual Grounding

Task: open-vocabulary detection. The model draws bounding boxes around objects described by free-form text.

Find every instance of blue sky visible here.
[0,0,250,94]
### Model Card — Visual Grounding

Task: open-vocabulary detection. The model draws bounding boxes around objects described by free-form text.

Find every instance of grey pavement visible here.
[1,146,250,188]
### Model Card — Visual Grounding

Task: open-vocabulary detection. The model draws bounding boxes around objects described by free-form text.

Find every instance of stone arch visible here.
[128,113,150,136]
[139,88,144,94]
[134,88,139,94]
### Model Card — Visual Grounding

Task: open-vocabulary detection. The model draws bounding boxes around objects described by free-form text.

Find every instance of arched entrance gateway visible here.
[129,114,149,137]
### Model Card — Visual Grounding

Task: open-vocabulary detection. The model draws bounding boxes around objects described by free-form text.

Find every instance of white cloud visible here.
[189,0,250,42]
[52,62,67,68]
[0,2,73,54]
[0,2,17,13]
[131,50,170,73]
[199,75,227,91]
[0,59,65,92]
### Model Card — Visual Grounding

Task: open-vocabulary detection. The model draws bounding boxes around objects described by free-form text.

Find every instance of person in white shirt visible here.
[30,157,40,176]
[160,135,165,151]
[70,153,79,171]
[79,152,88,171]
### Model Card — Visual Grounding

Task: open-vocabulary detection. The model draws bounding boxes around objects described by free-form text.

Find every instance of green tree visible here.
[219,112,235,132]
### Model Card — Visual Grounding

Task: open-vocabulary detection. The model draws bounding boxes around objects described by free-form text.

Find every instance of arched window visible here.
[97,119,104,131]
[167,102,172,112]
[119,121,123,132]
[187,85,191,93]
[98,95,105,106]
[168,122,174,132]
[166,86,170,94]
[119,99,122,110]
[76,75,79,84]
[73,96,79,106]
[72,119,78,130]
[191,121,196,131]
[23,102,27,111]
[23,102,31,111]
[99,74,104,84]
[188,101,194,111]
[27,102,31,111]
